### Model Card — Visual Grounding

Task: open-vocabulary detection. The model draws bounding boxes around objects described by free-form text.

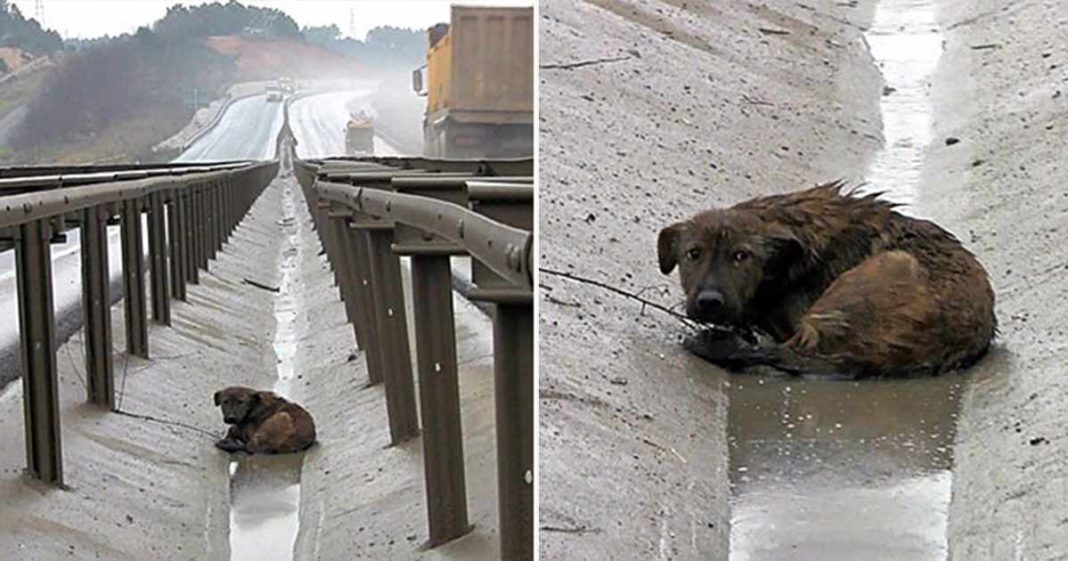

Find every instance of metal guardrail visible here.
[294,154,535,560]
[0,160,278,485]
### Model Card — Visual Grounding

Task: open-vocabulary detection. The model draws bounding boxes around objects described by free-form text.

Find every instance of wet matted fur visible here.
[658,181,996,378]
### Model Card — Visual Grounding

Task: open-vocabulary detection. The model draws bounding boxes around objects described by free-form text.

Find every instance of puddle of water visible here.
[229,454,303,561]
[727,374,962,561]
[727,2,958,559]
[228,183,307,561]
[862,0,943,211]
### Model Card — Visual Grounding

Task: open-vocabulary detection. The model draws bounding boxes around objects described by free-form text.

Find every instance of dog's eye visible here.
[686,248,701,261]
[733,250,751,263]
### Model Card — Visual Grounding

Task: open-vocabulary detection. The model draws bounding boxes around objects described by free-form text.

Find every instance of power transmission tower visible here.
[349,5,355,38]
[34,0,44,23]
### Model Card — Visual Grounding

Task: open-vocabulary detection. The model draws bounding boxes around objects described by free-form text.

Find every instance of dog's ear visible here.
[763,227,805,280]
[213,390,223,406]
[657,221,687,274]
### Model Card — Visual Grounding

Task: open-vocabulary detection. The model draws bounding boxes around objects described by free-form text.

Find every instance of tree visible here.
[0,1,62,55]
[154,1,301,39]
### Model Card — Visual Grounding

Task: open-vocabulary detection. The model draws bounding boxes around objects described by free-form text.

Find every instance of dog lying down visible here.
[213,386,317,454]
[658,182,997,379]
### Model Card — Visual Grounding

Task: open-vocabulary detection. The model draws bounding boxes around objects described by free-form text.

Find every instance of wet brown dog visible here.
[213,386,317,454]
[658,181,996,378]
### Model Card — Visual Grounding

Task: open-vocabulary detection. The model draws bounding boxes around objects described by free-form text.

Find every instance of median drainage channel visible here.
[727,2,956,560]
[227,179,307,560]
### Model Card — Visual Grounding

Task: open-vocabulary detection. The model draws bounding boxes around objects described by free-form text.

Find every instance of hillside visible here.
[0,2,62,58]
[0,2,360,165]
[205,35,364,81]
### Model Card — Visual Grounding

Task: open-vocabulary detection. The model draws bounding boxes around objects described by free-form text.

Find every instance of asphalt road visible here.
[288,89,401,158]
[175,93,285,162]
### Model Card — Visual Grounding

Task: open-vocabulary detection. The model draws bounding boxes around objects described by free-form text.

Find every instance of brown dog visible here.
[658,181,996,378]
[213,386,317,454]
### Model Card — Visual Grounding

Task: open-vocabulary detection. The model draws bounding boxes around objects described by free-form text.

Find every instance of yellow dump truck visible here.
[413,6,533,159]
[345,112,375,155]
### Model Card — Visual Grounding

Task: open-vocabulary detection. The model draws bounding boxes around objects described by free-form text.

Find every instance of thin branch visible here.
[539,268,700,328]
[243,278,280,292]
[540,55,632,70]
[541,525,601,535]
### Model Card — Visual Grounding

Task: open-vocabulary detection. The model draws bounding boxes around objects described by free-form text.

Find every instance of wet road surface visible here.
[289,90,401,159]
[175,93,285,162]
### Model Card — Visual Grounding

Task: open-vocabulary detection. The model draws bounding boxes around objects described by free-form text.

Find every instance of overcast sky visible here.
[9,0,532,40]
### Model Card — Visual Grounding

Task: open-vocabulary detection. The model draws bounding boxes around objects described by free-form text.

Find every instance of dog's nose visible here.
[696,290,724,316]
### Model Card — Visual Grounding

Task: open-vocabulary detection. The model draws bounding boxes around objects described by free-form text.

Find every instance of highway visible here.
[0,88,400,389]
[175,93,285,162]
[289,89,400,158]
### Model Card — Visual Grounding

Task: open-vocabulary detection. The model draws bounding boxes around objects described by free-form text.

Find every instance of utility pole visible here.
[349,5,355,38]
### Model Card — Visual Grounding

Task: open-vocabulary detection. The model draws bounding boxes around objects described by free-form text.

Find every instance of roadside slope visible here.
[538,0,880,558]
[920,1,1068,559]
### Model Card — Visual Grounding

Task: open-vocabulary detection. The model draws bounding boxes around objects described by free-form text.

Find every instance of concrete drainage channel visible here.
[727,1,956,560]
[228,182,308,559]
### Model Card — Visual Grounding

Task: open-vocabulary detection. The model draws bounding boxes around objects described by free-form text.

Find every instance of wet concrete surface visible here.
[279,168,502,560]
[226,178,308,561]
[919,1,1068,558]
[539,0,882,558]
[542,0,1068,558]
[0,172,287,560]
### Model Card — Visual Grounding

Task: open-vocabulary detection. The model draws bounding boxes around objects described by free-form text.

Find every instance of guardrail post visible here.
[346,223,384,385]
[325,209,363,338]
[147,193,170,325]
[168,191,187,301]
[365,228,419,444]
[493,302,534,561]
[221,175,231,236]
[16,219,63,485]
[81,205,114,408]
[464,179,535,560]
[121,198,148,357]
[197,185,209,270]
[184,188,199,285]
[208,180,220,259]
[316,201,337,274]
[411,255,471,545]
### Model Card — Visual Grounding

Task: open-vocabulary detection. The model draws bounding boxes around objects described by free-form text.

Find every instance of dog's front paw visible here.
[683,328,753,370]
[215,438,244,453]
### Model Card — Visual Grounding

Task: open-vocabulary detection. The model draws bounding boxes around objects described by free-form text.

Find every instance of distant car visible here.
[265,86,282,102]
